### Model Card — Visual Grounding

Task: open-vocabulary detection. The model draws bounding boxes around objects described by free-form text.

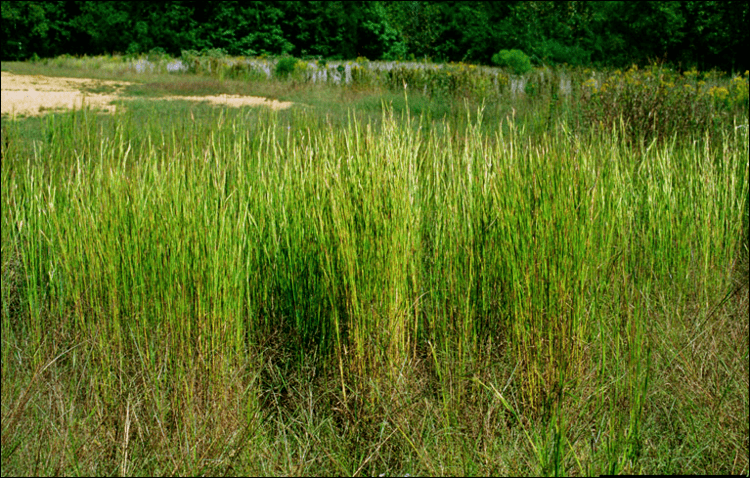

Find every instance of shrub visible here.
[275,56,297,79]
[147,47,168,62]
[492,49,533,75]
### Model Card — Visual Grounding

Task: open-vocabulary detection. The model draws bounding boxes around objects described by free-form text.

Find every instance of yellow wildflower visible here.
[684,68,699,79]
[709,86,729,101]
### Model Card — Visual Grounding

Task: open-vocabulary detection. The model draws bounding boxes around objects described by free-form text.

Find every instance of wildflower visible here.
[166,60,186,73]
[708,86,729,101]
[683,68,699,79]
[583,78,598,89]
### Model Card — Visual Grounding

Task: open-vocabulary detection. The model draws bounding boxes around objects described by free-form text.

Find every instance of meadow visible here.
[1,54,748,476]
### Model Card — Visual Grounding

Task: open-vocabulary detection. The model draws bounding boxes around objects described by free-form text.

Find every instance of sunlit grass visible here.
[1,59,748,475]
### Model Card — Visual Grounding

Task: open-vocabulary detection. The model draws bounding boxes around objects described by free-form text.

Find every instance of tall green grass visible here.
[2,88,748,474]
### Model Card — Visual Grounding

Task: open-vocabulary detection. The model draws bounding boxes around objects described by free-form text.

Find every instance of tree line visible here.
[2,1,747,72]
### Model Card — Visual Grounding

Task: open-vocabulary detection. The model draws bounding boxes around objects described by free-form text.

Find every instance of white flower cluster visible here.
[122,54,577,99]
[133,59,154,74]
[166,60,187,73]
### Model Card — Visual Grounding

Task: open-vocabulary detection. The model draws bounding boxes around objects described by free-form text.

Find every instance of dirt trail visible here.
[1,71,294,118]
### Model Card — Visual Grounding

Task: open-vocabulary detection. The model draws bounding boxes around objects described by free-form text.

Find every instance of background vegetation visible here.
[1,52,748,475]
[2,1,749,72]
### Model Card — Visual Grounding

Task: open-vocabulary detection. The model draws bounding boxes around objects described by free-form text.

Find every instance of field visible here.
[1,54,748,476]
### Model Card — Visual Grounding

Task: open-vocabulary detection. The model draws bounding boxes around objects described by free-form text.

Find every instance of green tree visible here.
[70,1,135,55]
[429,1,492,63]
[281,1,362,59]
[138,1,202,56]
[2,0,746,72]
[384,1,444,60]
[358,1,406,60]
[2,1,70,59]
[676,1,749,72]
[585,1,685,67]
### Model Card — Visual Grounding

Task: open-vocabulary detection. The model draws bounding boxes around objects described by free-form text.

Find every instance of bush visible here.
[492,49,533,75]
[147,47,168,62]
[275,56,297,79]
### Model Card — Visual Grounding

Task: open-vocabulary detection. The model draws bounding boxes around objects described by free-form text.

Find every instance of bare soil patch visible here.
[1,71,294,118]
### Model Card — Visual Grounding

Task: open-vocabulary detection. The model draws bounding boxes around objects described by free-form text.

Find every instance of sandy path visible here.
[1,71,293,118]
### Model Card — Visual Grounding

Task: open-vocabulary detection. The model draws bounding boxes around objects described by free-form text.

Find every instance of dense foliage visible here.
[491,49,533,75]
[2,1,748,72]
